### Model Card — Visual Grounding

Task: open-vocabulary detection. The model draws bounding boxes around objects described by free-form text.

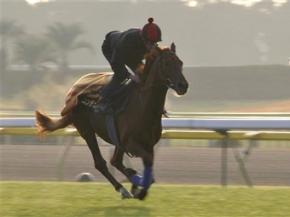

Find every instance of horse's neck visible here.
[144,86,167,120]
[138,62,168,122]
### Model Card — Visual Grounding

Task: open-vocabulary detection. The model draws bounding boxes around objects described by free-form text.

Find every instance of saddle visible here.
[61,72,136,150]
[80,78,135,114]
[61,72,135,116]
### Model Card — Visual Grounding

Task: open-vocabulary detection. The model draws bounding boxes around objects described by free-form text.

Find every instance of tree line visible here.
[0,19,94,73]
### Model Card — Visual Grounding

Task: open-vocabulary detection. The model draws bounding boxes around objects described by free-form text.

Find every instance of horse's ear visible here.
[170,42,176,53]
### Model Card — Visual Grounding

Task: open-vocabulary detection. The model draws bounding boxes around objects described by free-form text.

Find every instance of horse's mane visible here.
[144,46,170,61]
[136,46,171,83]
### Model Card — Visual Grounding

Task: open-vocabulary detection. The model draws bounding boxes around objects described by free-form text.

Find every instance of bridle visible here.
[140,49,180,92]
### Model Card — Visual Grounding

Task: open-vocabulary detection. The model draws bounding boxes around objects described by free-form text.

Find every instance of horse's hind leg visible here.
[75,124,132,199]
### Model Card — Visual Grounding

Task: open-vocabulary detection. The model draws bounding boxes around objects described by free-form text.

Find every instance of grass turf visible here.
[0,182,290,217]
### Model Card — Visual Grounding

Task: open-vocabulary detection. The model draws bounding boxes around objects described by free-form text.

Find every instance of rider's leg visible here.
[101,38,125,101]
[100,75,122,100]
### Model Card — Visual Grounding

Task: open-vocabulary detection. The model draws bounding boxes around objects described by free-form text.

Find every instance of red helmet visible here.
[142,18,162,43]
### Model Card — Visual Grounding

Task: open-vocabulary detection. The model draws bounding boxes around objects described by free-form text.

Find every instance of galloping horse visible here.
[35,43,188,200]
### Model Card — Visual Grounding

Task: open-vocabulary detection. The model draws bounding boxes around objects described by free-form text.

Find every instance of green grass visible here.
[1,182,290,217]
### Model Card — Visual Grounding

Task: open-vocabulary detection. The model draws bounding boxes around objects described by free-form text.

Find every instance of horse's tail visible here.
[35,110,72,134]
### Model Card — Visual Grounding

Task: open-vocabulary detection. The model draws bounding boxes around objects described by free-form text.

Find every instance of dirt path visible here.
[0,144,289,186]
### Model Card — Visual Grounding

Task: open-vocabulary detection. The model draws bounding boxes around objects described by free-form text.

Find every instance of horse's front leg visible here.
[110,147,140,195]
[110,147,138,178]
[132,157,154,200]
[127,143,154,200]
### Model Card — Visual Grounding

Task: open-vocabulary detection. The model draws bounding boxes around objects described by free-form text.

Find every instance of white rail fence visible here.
[1,113,290,186]
[3,116,290,129]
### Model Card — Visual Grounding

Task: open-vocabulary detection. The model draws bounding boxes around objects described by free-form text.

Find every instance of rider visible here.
[100,17,162,104]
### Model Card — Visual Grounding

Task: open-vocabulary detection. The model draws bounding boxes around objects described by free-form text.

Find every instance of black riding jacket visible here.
[102,29,147,80]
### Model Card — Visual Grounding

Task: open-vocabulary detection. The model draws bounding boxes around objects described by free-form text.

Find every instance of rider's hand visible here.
[129,74,141,83]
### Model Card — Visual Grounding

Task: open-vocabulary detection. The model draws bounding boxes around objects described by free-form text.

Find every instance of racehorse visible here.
[35,43,188,200]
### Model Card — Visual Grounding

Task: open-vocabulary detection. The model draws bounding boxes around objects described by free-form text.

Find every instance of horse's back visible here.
[61,72,113,116]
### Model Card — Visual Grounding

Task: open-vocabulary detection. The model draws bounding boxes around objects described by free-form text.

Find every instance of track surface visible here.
[0,144,289,186]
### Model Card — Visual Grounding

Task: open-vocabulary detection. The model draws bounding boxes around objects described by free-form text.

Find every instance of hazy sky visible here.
[25,0,288,7]
[2,0,290,66]
[2,0,290,111]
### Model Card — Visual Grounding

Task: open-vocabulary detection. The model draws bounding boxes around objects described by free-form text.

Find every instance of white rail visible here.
[2,117,290,130]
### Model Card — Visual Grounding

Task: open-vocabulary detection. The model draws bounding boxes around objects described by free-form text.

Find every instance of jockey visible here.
[100,17,162,103]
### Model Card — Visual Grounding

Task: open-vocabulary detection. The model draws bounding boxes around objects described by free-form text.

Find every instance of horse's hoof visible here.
[130,184,139,195]
[119,187,133,199]
[134,188,148,200]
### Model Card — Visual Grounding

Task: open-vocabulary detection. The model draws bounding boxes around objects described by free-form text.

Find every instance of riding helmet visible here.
[142,17,162,43]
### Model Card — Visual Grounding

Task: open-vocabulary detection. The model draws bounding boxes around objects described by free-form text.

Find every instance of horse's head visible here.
[145,43,188,95]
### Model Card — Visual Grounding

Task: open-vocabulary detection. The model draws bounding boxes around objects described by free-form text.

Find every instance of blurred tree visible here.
[0,19,25,71]
[14,35,57,74]
[45,22,94,71]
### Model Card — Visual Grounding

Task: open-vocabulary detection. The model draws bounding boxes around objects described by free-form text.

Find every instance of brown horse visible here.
[35,43,188,200]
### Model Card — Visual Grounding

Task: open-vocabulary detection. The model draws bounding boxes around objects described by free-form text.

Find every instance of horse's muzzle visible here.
[175,81,188,95]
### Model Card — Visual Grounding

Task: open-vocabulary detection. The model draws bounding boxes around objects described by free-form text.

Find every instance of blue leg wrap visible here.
[142,166,152,189]
[130,174,142,186]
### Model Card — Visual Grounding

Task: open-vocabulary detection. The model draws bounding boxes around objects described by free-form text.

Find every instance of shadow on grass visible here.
[104,206,151,217]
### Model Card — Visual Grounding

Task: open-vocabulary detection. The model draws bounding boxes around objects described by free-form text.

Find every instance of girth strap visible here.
[105,113,134,157]
[105,114,121,148]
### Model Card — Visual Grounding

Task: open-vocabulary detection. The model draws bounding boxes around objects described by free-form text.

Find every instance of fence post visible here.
[56,136,74,181]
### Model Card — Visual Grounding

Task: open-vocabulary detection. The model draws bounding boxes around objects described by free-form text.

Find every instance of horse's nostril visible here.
[178,82,188,90]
